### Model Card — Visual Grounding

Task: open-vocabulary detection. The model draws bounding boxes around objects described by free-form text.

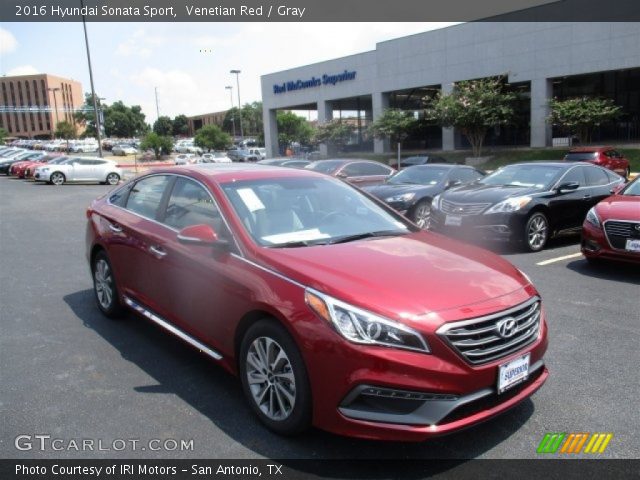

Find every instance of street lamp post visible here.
[47,87,60,138]
[225,85,236,140]
[81,0,103,157]
[230,70,244,142]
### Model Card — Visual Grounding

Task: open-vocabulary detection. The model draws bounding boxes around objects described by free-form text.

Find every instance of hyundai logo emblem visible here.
[496,317,518,339]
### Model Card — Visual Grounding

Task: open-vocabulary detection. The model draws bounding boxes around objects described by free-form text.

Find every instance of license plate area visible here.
[625,239,640,252]
[498,353,530,394]
[445,215,462,226]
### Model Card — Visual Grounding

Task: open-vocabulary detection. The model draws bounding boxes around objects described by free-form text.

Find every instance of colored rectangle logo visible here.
[537,433,613,454]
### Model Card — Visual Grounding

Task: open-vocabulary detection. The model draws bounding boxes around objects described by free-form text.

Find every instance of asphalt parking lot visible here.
[1,176,638,461]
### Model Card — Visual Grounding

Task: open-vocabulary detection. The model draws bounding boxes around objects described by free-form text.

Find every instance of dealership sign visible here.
[273,70,357,94]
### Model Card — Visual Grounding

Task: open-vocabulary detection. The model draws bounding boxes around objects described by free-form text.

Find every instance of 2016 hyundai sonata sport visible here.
[85,163,548,441]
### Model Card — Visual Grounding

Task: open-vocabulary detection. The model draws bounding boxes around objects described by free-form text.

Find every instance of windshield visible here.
[564,152,597,161]
[221,176,412,247]
[49,156,71,165]
[480,164,563,189]
[388,166,448,185]
[305,161,344,174]
[621,178,640,196]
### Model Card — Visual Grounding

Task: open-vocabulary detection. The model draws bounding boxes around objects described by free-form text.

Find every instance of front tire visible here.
[239,319,312,435]
[92,251,124,319]
[523,212,549,252]
[50,172,65,186]
[410,199,432,229]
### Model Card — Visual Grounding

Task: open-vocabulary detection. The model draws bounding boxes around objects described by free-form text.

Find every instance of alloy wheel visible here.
[94,258,114,310]
[106,173,120,185]
[413,202,432,229]
[51,172,64,185]
[527,214,548,251]
[245,336,296,421]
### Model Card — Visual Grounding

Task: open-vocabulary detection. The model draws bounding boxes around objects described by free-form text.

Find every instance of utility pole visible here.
[47,87,60,138]
[230,70,244,142]
[155,87,160,121]
[225,85,236,140]
[81,0,103,157]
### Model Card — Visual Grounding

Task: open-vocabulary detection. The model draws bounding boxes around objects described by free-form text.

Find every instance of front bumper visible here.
[301,289,549,441]
[34,171,52,182]
[430,209,529,243]
[581,221,640,264]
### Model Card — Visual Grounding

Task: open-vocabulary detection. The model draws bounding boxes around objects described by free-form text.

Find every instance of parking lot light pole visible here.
[81,0,103,158]
[225,86,236,140]
[47,87,60,138]
[230,70,244,142]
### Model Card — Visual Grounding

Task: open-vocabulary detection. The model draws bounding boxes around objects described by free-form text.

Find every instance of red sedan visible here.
[565,146,630,179]
[305,159,395,187]
[582,176,640,264]
[86,164,548,441]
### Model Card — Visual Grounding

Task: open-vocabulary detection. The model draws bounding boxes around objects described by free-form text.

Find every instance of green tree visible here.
[424,77,517,158]
[74,93,104,138]
[368,108,418,166]
[223,102,264,139]
[194,125,232,152]
[277,111,313,148]
[172,115,189,136]
[102,101,148,138]
[548,97,621,144]
[0,127,7,145]
[313,119,355,152]
[140,132,173,160]
[55,121,77,150]
[153,116,173,136]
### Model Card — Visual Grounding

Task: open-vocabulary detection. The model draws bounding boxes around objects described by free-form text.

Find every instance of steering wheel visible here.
[319,211,350,224]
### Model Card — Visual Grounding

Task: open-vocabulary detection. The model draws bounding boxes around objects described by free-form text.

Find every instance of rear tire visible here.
[239,319,312,435]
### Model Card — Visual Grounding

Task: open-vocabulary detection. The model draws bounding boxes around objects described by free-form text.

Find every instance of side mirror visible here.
[336,172,348,179]
[177,224,228,249]
[557,181,580,193]
[610,183,625,195]
[446,179,462,189]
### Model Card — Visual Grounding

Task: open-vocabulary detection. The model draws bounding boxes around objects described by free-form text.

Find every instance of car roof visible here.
[507,161,597,169]
[568,146,611,152]
[148,163,327,184]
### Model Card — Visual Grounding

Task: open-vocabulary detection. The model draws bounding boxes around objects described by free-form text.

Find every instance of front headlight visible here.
[385,192,416,203]
[305,289,430,353]
[585,207,601,228]
[40,167,50,172]
[485,196,532,214]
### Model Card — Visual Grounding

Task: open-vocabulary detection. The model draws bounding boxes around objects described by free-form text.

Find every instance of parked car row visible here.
[175,152,233,165]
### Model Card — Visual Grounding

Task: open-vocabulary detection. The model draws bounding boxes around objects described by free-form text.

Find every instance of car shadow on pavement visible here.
[455,232,581,256]
[566,259,640,285]
[64,289,535,472]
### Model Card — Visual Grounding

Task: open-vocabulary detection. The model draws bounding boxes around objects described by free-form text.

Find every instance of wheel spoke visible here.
[275,382,295,406]
[273,384,288,416]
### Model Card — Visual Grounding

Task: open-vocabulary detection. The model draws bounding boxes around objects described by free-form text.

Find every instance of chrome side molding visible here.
[123,296,223,360]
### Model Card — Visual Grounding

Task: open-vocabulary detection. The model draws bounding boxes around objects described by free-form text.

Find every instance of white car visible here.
[34,157,122,185]
[201,152,232,163]
[175,153,200,165]
[112,144,138,156]
[70,141,99,153]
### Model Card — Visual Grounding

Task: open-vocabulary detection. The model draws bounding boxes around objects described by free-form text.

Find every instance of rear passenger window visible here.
[560,167,586,187]
[584,167,609,186]
[162,178,222,231]
[343,162,391,176]
[126,175,171,219]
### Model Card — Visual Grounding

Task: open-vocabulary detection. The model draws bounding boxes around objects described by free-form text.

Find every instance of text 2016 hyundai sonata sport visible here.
[85,164,548,441]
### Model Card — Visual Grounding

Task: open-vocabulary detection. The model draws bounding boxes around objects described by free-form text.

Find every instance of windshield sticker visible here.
[262,229,330,244]
[237,188,265,212]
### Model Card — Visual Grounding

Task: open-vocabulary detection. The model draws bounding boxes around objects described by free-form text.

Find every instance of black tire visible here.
[50,171,65,186]
[91,251,125,319]
[106,173,120,185]
[239,319,312,435]
[409,199,432,229]
[523,212,549,252]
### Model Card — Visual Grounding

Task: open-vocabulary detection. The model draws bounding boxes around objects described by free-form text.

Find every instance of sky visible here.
[1,22,459,124]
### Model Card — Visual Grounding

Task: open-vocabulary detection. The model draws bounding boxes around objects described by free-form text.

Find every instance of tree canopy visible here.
[194,125,232,151]
[548,96,621,144]
[277,111,313,147]
[313,119,355,151]
[424,77,517,157]
[140,132,173,160]
[153,116,174,137]
[75,95,149,138]
[172,115,189,136]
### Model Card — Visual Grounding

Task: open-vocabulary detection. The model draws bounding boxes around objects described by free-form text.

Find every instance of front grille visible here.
[441,200,490,216]
[437,297,542,365]
[604,220,640,250]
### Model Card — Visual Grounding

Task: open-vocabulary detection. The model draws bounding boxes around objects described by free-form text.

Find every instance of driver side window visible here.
[161,177,223,232]
[558,167,585,187]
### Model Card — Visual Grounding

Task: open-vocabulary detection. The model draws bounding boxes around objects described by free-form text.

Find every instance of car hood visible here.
[442,184,541,204]
[256,232,530,324]
[364,183,441,199]
[595,195,640,222]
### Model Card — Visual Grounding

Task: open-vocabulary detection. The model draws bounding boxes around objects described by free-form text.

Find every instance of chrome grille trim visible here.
[441,200,490,216]
[603,219,640,251]
[437,297,542,365]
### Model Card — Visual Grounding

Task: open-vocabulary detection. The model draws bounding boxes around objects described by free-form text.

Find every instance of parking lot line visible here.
[536,252,583,266]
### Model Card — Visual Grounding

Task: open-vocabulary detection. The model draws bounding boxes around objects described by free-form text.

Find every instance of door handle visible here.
[108,223,123,233]
[149,245,167,258]
[583,194,591,199]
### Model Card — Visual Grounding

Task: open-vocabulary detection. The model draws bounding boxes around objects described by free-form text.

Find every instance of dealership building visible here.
[261,22,640,157]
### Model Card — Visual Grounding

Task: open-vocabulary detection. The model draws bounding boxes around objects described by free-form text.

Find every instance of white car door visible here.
[69,159,95,180]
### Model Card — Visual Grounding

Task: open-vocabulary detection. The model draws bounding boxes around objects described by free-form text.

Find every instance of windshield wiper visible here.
[329,229,407,244]
[266,239,329,248]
